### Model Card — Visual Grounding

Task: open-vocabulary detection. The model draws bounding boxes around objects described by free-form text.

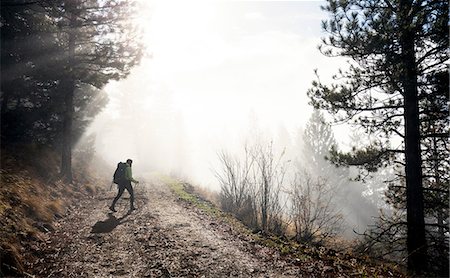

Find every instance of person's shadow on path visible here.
[91,211,131,234]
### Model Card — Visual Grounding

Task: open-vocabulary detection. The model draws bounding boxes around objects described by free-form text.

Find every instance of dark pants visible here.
[111,181,134,209]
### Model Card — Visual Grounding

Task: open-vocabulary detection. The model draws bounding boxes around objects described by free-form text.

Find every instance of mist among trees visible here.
[1,0,448,276]
[1,0,143,181]
[215,111,380,242]
[216,0,448,276]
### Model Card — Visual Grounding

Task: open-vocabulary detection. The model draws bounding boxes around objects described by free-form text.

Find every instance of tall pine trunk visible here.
[403,81,427,274]
[61,77,74,182]
[60,12,76,183]
[400,0,427,273]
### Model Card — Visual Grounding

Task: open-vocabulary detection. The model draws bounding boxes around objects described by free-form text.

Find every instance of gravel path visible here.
[28,177,303,277]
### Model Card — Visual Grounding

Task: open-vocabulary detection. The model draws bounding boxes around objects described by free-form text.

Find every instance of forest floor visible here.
[25,177,305,278]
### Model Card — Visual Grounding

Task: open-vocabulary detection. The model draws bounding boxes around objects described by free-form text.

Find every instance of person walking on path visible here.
[110,159,139,212]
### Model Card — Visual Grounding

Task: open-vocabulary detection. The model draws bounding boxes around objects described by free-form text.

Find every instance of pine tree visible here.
[1,1,63,145]
[1,1,138,182]
[301,110,338,177]
[300,110,378,238]
[308,0,448,274]
[43,0,143,182]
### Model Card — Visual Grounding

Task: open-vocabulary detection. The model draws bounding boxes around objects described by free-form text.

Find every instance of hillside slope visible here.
[0,147,105,277]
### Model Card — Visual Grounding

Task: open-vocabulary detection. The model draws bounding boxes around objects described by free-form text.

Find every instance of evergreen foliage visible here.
[297,110,378,240]
[308,0,448,275]
[1,0,143,181]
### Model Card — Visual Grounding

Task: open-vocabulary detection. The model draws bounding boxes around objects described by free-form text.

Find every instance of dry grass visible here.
[165,176,407,278]
[0,242,25,275]
[182,181,221,207]
[0,145,108,276]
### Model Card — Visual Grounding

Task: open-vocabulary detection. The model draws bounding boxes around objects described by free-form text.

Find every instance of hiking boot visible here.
[109,206,117,212]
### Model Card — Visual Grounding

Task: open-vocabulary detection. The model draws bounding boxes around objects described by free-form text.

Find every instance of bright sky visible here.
[88,0,348,187]
[144,0,335,129]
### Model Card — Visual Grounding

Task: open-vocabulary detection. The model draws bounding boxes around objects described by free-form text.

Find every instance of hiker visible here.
[110,159,139,212]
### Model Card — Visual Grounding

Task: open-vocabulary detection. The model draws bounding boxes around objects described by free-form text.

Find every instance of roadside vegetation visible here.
[0,145,108,277]
[166,176,407,278]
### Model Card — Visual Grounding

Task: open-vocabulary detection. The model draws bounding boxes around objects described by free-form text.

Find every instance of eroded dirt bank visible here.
[26,178,304,277]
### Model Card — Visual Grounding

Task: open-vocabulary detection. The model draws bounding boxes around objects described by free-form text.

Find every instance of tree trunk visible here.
[400,0,427,273]
[60,78,74,183]
[403,84,427,274]
[60,12,76,183]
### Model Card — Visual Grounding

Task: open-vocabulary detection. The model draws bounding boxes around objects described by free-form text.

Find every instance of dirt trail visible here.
[28,178,303,277]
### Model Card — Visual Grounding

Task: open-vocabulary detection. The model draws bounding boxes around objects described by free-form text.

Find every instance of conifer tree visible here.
[1,1,142,182]
[299,110,378,238]
[1,1,62,145]
[308,0,448,274]
[44,0,143,181]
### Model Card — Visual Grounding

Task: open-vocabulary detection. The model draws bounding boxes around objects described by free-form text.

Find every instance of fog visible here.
[86,1,341,183]
[81,0,384,237]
